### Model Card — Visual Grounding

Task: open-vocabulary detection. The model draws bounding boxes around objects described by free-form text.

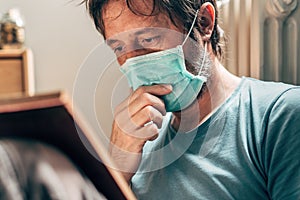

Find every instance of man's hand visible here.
[109,84,172,183]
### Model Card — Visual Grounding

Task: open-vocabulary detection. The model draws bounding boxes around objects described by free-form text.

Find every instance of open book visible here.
[0,92,136,200]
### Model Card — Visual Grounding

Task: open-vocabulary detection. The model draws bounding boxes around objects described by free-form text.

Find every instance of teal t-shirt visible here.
[131,77,300,199]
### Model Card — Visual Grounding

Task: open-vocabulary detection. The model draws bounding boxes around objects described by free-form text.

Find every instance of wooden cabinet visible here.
[0,48,34,95]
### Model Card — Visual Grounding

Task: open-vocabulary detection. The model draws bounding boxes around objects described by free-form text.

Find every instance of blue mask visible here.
[119,10,207,112]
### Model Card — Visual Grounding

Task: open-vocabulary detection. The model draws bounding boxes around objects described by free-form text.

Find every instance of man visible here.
[84,0,300,199]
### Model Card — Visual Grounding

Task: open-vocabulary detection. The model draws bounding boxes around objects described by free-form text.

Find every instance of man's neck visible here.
[171,59,241,132]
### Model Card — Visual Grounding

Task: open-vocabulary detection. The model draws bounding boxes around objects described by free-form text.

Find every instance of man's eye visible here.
[139,36,161,48]
[113,46,124,53]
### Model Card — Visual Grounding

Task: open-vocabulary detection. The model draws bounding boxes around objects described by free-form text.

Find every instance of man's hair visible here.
[83,0,223,58]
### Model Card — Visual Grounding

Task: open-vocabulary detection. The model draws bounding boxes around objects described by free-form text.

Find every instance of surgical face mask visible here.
[119,10,208,112]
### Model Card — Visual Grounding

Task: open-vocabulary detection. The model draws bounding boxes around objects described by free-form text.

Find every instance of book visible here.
[0,92,136,200]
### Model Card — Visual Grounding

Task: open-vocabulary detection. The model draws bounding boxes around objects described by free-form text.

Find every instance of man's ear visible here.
[198,2,215,42]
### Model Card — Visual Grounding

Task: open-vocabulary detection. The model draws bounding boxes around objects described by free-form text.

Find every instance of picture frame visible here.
[0,48,35,96]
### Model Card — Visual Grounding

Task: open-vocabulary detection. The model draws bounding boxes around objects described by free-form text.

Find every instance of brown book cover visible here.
[0,92,136,200]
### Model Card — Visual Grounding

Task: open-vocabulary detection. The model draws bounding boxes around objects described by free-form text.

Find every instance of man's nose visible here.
[118,48,158,66]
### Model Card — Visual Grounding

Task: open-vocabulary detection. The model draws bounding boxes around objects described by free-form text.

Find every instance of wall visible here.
[0,0,101,95]
[219,0,300,85]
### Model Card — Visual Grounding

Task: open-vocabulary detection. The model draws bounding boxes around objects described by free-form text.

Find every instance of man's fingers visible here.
[129,93,167,116]
[131,84,172,101]
[135,123,159,140]
[131,106,164,129]
[115,105,164,135]
[115,84,171,117]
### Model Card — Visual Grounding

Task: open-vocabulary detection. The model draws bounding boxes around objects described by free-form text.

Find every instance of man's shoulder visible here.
[240,78,300,126]
[270,86,300,113]
[243,77,299,104]
[245,77,298,93]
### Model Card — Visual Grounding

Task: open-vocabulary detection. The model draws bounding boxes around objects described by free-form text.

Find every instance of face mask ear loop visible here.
[182,9,199,46]
[198,42,207,76]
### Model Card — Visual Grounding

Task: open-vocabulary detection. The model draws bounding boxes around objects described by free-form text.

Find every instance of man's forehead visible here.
[106,27,169,44]
[103,0,154,19]
[102,0,170,39]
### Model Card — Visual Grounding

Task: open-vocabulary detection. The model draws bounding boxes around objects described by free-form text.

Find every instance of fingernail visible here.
[162,84,172,90]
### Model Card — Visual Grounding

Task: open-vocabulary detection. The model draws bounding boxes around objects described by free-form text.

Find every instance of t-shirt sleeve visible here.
[263,87,300,200]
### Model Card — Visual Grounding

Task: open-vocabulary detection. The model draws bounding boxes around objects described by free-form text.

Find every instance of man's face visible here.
[102,0,184,66]
[102,0,212,80]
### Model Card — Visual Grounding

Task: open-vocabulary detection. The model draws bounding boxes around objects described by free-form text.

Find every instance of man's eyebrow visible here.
[106,28,159,45]
[134,28,157,36]
[134,29,148,36]
[106,39,118,46]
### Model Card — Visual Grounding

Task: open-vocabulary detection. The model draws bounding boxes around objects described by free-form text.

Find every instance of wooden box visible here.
[0,48,34,95]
